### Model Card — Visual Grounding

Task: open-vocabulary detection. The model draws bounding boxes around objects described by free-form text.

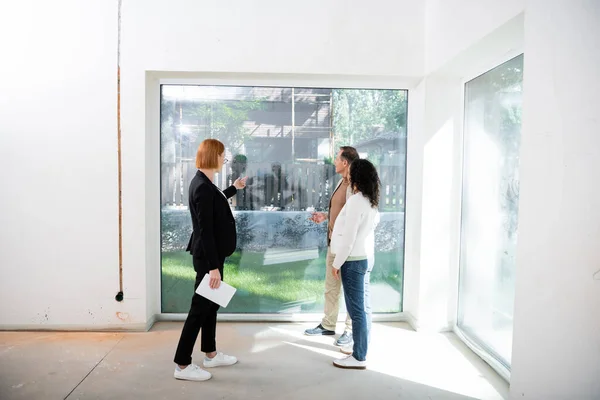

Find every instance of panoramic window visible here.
[458,54,524,367]
[160,85,407,314]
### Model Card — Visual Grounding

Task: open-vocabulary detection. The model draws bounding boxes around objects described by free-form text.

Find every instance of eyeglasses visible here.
[223,158,229,164]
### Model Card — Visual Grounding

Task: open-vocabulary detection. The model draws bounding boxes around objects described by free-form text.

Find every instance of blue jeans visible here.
[365,263,372,344]
[341,259,370,361]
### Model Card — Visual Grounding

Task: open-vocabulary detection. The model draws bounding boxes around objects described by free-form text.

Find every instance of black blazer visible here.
[186,170,237,270]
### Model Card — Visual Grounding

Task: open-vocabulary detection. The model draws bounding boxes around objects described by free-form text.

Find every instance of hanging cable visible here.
[115,0,124,302]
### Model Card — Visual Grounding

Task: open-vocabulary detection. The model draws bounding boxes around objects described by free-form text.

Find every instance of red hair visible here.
[195,139,225,169]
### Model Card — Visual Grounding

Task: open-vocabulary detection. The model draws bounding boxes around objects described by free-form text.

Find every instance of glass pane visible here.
[160,86,407,314]
[458,54,524,367]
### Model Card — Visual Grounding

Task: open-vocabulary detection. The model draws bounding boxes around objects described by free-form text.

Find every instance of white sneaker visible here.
[174,364,212,381]
[203,352,238,368]
[333,355,367,370]
[340,345,353,355]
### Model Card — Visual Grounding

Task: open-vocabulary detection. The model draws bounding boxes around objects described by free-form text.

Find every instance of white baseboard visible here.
[0,315,158,332]
[405,312,419,331]
[0,322,150,332]
[404,313,453,333]
[145,313,157,331]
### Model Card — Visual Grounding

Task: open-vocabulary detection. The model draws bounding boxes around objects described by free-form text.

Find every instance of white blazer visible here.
[330,192,380,269]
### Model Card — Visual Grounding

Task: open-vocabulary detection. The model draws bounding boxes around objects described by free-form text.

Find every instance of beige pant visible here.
[321,247,352,332]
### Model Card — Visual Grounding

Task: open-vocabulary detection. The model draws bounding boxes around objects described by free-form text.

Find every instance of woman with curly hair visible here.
[329,158,380,370]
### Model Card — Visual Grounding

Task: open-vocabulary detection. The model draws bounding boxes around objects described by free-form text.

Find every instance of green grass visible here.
[161,249,403,313]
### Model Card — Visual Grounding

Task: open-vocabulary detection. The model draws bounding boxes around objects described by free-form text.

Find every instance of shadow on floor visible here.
[0,322,506,400]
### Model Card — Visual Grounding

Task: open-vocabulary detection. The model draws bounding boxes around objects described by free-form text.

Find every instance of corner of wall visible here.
[145,72,162,324]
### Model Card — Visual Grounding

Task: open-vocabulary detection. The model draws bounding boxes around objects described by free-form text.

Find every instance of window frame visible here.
[153,75,413,323]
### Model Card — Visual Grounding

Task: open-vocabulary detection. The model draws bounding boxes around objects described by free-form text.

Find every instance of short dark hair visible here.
[233,154,247,164]
[339,146,359,163]
[349,159,380,208]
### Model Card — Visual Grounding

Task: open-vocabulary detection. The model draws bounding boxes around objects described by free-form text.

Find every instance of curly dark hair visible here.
[349,159,380,208]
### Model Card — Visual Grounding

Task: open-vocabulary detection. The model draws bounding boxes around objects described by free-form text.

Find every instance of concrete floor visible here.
[0,322,508,400]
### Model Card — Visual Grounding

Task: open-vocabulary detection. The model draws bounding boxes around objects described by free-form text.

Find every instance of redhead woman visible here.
[173,139,247,381]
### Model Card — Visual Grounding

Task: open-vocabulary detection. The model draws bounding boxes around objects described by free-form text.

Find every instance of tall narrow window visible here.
[160,86,407,314]
[458,54,524,367]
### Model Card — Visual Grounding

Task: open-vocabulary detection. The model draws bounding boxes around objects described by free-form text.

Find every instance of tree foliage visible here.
[332,89,407,145]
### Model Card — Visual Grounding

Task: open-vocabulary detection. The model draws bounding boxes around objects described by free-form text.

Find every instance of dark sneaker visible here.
[304,324,335,336]
[335,331,353,346]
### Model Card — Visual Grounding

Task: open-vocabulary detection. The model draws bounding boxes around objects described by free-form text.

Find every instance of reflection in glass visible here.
[160,86,407,314]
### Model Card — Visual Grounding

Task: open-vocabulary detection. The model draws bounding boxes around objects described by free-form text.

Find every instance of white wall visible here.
[0,0,426,329]
[0,0,140,328]
[425,0,525,74]
[404,76,463,331]
[509,1,600,398]
[404,4,524,333]
[403,80,426,323]
[121,0,425,77]
[121,0,426,324]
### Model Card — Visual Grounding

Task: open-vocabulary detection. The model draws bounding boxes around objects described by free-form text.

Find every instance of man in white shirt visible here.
[304,146,359,347]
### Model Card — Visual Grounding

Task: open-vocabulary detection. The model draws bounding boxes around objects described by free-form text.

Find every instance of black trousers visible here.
[173,256,223,366]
